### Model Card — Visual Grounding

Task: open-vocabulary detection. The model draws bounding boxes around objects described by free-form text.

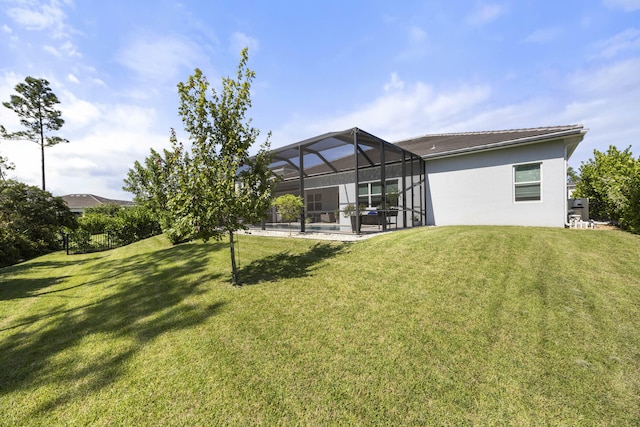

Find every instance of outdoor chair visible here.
[386,208,398,229]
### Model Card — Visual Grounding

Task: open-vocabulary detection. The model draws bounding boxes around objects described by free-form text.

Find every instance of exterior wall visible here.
[425,140,567,227]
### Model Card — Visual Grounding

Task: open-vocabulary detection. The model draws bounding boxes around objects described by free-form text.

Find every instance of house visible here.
[395,124,587,228]
[265,124,587,232]
[61,194,135,216]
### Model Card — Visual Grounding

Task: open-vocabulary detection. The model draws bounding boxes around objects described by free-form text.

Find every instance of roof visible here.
[60,194,135,210]
[394,124,587,159]
[268,127,421,180]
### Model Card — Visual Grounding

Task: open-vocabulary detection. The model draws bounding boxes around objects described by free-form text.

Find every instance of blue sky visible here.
[1,0,639,199]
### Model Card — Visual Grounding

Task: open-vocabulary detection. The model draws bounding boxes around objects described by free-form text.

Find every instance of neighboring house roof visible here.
[61,194,135,210]
[394,124,587,159]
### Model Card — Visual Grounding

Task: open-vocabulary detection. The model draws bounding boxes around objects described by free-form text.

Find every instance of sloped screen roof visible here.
[269,127,414,179]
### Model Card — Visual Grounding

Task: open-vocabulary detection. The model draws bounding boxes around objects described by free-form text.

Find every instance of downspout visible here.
[564,145,571,227]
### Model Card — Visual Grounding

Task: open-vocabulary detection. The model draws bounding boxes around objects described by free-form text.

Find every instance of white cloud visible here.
[395,26,430,62]
[5,0,68,36]
[0,71,23,126]
[61,157,98,172]
[230,32,259,54]
[59,97,101,132]
[384,73,404,92]
[274,55,638,170]
[67,73,79,83]
[429,59,640,164]
[117,33,205,83]
[467,3,505,27]
[592,28,640,59]
[2,24,11,33]
[410,26,427,43]
[1,69,167,199]
[603,0,640,11]
[5,0,80,60]
[275,79,491,143]
[569,57,640,95]
[60,40,80,57]
[43,44,60,56]
[48,114,169,199]
[562,62,640,162]
[524,27,563,44]
[4,100,167,199]
[91,78,106,87]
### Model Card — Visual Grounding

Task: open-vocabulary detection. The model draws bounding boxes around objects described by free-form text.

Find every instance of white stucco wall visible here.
[425,140,567,227]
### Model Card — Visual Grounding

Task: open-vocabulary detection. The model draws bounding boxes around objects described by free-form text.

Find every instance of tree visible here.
[567,165,579,184]
[123,147,189,244]
[84,203,125,217]
[1,76,69,190]
[0,180,76,266]
[166,48,276,285]
[272,194,304,236]
[624,171,640,234]
[575,145,640,233]
[0,154,14,182]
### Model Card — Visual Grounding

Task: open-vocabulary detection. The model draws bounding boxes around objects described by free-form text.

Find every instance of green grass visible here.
[1,226,639,425]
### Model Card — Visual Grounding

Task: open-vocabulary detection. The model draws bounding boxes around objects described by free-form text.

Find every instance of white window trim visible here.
[358,179,399,209]
[513,162,542,203]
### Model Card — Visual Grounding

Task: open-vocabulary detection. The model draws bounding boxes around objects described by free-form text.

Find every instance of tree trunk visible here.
[229,230,239,285]
[40,122,46,191]
[41,142,45,191]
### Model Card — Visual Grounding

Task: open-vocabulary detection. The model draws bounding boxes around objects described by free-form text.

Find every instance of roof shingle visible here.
[394,124,586,158]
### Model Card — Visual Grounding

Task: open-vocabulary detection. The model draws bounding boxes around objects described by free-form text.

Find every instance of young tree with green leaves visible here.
[167,48,276,285]
[1,76,68,190]
[272,194,304,236]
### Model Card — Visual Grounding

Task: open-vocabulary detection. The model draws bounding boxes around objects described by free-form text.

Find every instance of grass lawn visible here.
[1,226,639,425]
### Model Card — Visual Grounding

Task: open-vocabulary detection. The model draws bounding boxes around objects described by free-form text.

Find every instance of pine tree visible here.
[1,77,68,190]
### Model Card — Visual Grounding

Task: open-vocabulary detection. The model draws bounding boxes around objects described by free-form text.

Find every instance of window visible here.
[306,193,322,212]
[514,163,541,202]
[358,180,398,208]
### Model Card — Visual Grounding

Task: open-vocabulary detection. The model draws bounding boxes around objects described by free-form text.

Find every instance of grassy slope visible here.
[0,227,639,425]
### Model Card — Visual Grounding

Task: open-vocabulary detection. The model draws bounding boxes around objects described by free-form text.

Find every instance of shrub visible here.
[78,213,118,235]
[0,180,76,266]
[70,205,162,253]
[575,145,640,234]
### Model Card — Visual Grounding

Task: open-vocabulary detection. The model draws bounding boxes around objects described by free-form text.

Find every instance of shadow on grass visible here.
[0,241,227,416]
[0,276,72,300]
[0,257,99,301]
[238,242,346,285]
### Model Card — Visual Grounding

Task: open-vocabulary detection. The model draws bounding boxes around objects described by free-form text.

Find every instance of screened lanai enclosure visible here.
[261,128,426,234]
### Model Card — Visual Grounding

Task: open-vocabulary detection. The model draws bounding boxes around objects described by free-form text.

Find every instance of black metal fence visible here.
[63,231,124,255]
